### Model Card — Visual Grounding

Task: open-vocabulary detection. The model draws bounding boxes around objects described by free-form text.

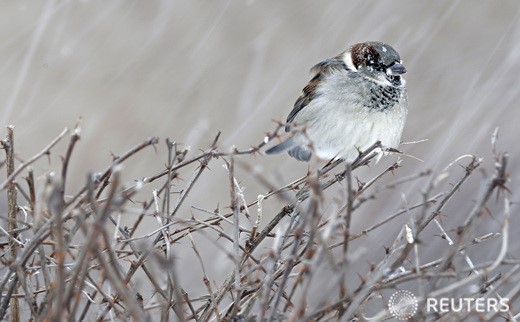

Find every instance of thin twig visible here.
[0,128,69,191]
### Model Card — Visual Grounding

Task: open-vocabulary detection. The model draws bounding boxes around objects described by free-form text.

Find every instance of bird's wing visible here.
[285,57,349,132]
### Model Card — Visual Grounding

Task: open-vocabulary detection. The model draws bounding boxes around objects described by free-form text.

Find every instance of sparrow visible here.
[265,41,408,162]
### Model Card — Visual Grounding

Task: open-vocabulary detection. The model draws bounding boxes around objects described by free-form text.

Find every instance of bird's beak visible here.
[387,63,407,76]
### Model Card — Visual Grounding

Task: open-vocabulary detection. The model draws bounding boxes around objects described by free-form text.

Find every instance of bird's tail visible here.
[287,146,312,161]
[265,138,296,155]
[265,138,312,161]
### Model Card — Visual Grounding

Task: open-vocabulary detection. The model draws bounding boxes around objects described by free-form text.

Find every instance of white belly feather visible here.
[292,87,407,162]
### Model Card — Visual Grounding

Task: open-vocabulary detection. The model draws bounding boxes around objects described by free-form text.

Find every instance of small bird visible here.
[266,41,408,162]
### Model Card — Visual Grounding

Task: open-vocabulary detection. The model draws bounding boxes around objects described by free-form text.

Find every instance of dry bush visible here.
[0,123,515,321]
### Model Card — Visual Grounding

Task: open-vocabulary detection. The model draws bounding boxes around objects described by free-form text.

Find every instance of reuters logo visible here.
[388,290,418,320]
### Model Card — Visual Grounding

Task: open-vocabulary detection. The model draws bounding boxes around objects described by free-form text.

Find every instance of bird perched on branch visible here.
[265,41,408,162]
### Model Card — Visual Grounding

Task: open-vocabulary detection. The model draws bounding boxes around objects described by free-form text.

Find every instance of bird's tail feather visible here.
[288,146,312,161]
[265,138,312,161]
[265,138,296,155]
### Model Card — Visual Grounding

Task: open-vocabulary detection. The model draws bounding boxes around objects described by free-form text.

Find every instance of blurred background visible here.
[1,0,519,316]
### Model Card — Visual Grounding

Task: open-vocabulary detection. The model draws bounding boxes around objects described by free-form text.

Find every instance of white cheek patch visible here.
[373,74,394,87]
[343,51,357,71]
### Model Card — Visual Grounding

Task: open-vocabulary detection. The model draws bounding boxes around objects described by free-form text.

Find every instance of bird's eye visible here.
[368,60,385,72]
